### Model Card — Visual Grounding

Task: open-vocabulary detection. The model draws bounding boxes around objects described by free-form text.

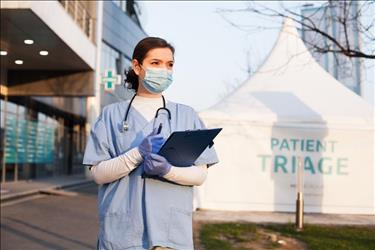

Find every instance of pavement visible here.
[1,175,374,227]
[2,180,374,250]
[1,183,98,250]
[0,174,94,202]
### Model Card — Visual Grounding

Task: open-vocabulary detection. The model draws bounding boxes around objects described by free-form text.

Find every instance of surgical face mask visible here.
[141,66,173,94]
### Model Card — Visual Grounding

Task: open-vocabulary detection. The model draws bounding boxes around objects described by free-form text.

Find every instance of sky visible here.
[138,1,374,111]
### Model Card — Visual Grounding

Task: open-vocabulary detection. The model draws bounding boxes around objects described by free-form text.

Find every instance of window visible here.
[121,1,127,12]
[112,0,121,7]
[101,42,121,74]
[122,55,131,74]
[100,42,129,107]
[112,0,127,13]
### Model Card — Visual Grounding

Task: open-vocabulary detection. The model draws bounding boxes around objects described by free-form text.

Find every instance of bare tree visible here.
[244,49,253,77]
[217,0,374,59]
[218,77,243,100]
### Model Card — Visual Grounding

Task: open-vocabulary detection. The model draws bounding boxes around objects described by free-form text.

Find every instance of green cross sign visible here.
[101,69,121,91]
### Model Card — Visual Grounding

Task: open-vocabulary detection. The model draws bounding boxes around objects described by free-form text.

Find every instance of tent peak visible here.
[281,17,300,37]
[202,16,373,124]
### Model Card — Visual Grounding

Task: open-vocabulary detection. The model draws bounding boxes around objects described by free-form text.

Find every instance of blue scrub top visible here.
[83,100,218,250]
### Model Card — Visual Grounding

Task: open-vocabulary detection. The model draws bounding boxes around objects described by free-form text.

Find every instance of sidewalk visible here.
[0,174,94,202]
[193,209,375,226]
[2,177,374,226]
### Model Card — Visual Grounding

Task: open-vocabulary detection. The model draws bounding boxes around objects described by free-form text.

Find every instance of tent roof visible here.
[201,18,373,127]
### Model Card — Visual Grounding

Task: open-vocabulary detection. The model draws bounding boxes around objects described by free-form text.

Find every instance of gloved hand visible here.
[143,153,172,177]
[138,128,165,159]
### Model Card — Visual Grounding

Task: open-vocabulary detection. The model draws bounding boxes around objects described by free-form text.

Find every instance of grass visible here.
[199,222,375,250]
[199,223,259,250]
[265,224,375,250]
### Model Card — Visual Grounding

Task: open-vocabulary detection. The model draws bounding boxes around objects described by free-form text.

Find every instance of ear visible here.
[132,59,141,76]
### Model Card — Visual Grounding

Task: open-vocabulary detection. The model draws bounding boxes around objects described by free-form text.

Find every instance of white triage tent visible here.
[194,18,375,214]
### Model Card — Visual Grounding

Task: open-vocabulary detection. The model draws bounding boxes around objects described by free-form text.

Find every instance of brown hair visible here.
[124,37,175,91]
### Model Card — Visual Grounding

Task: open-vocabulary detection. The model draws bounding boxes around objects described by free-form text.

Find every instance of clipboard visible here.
[158,128,222,167]
[141,128,222,184]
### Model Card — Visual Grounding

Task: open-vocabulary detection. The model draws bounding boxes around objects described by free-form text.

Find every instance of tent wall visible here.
[196,120,375,215]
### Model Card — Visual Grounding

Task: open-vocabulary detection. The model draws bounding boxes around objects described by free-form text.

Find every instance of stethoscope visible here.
[122,94,172,132]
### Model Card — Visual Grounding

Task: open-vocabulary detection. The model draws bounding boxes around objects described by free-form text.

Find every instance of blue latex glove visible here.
[138,128,165,158]
[143,153,172,177]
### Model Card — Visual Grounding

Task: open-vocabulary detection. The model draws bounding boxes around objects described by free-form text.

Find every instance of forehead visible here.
[144,47,174,61]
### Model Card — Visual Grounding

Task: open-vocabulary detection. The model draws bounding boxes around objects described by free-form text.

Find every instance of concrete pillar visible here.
[85,0,103,179]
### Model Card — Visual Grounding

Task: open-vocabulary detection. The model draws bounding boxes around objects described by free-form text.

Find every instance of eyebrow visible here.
[150,58,174,63]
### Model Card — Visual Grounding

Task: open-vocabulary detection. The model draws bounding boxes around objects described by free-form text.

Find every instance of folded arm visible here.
[90,147,143,185]
[91,147,208,186]
[162,165,208,186]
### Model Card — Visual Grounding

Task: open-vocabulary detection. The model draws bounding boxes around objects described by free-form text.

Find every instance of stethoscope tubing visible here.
[122,94,171,132]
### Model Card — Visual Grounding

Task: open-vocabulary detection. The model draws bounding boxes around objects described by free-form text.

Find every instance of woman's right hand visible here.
[138,128,165,159]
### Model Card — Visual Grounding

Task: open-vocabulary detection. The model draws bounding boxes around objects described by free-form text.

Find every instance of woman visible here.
[83,37,218,250]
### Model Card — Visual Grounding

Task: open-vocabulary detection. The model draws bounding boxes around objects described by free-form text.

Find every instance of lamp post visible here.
[295,156,304,231]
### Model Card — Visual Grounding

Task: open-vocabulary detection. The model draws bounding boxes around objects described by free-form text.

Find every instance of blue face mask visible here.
[141,66,173,94]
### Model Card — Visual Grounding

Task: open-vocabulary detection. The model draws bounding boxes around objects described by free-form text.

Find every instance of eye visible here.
[151,61,159,65]
[169,63,174,68]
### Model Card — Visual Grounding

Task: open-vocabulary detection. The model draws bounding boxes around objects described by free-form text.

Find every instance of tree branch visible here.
[217,1,375,59]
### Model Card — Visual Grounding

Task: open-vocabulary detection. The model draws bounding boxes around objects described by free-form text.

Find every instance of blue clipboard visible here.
[158,128,222,167]
[141,128,222,184]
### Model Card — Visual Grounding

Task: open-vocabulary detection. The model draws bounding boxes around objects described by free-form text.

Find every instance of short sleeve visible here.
[82,114,112,166]
[192,111,219,168]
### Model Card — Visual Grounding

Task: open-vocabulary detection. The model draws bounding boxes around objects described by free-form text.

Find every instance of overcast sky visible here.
[138,1,374,111]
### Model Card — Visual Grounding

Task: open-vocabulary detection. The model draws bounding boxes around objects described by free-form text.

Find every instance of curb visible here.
[193,210,375,226]
[1,180,94,203]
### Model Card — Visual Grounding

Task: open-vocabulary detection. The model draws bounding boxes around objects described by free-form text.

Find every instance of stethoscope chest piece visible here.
[122,121,129,132]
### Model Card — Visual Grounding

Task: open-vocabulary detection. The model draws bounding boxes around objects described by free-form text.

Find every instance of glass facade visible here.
[301,3,362,94]
[110,0,141,26]
[112,0,127,12]
[101,42,121,75]
[0,98,86,181]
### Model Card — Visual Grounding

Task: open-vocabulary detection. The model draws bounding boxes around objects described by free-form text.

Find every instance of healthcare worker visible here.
[83,37,218,250]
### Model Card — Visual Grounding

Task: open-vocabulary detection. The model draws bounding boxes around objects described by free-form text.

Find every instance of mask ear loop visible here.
[138,63,148,88]
[139,63,146,73]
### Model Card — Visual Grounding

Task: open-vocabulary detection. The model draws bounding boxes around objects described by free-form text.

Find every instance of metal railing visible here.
[58,0,96,44]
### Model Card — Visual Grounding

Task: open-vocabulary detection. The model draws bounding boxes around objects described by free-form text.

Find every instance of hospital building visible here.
[0,0,145,182]
[301,2,363,95]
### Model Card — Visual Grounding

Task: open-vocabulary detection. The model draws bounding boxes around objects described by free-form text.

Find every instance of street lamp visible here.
[295,156,304,231]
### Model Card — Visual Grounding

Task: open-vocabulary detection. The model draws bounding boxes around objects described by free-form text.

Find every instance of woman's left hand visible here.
[143,153,172,177]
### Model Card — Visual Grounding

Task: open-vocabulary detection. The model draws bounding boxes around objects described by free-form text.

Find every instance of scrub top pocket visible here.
[167,207,193,248]
[101,212,143,249]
